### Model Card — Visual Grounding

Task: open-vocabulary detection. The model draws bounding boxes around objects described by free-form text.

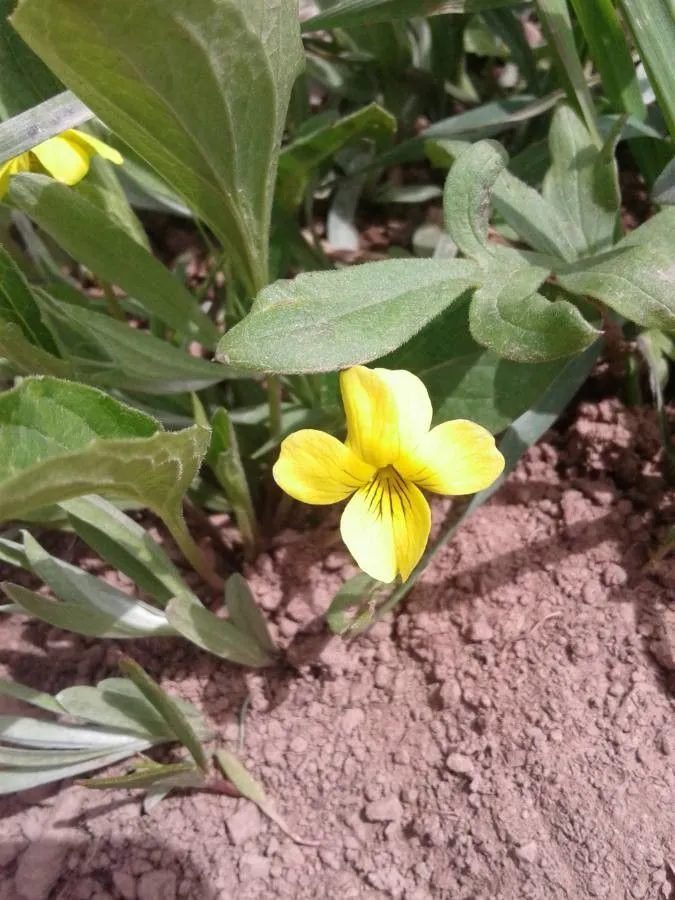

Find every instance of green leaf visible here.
[118,657,207,772]
[0,744,149,795]
[224,574,277,657]
[568,0,645,120]
[325,573,386,635]
[556,244,675,331]
[55,685,173,739]
[277,103,396,210]
[216,259,479,374]
[0,679,63,714]
[8,174,217,347]
[0,0,62,119]
[3,583,161,639]
[0,322,72,378]
[443,139,507,264]
[165,594,275,668]
[302,0,520,31]
[18,530,173,638]
[0,245,58,351]
[0,743,133,768]
[0,715,148,749]
[63,496,189,607]
[81,761,202,792]
[0,91,91,162]
[34,291,228,394]
[428,140,578,260]
[617,0,675,141]
[469,250,598,362]
[542,105,620,258]
[0,379,210,568]
[206,409,258,557]
[381,298,577,433]
[75,155,151,250]
[12,0,304,294]
[215,749,266,805]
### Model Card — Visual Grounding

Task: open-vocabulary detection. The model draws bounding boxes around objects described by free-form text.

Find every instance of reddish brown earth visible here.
[1,396,674,900]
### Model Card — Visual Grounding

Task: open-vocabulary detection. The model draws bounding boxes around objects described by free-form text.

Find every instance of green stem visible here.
[167,514,224,592]
[267,375,282,446]
[103,283,125,321]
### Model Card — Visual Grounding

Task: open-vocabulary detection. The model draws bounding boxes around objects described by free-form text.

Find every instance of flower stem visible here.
[267,375,283,446]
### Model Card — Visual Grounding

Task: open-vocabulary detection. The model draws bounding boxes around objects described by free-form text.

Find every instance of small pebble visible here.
[446,753,475,776]
[466,618,493,642]
[364,795,403,823]
[515,841,538,865]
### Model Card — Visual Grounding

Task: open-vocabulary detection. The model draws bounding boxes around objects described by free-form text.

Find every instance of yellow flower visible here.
[273,365,505,583]
[0,129,123,199]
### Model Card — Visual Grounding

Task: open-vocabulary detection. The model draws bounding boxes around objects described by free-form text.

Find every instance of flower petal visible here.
[398,419,505,495]
[340,468,430,583]
[0,155,29,198]
[31,135,90,185]
[340,366,432,469]
[273,429,374,505]
[65,129,124,165]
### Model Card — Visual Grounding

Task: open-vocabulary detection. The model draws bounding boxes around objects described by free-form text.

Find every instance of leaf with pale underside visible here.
[12,0,304,293]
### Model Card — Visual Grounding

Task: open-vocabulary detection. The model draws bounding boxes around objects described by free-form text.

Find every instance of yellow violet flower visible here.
[273,365,505,583]
[0,129,123,199]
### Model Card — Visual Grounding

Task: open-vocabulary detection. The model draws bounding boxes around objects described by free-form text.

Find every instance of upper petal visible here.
[31,135,90,185]
[340,366,432,469]
[340,469,431,583]
[398,419,505,495]
[65,129,124,165]
[273,429,375,505]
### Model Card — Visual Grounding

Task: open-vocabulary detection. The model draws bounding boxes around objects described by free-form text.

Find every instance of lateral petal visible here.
[340,469,430,583]
[398,419,505,495]
[273,429,374,505]
[66,129,124,165]
[0,155,29,198]
[340,366,432,469]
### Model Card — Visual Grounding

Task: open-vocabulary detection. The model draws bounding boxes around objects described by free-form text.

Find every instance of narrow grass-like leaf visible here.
[0,322,72,378]
[302,0,520,31]
[166,594,275,668]
[216,259,479,374]
[617,0,675,140]
[8,175,217,347]
[0,91,90,161]
[0,246,57,351]
[569,0,644,120]
[0,0,62,119]
[118,658,208,772]
[534,0,601,145]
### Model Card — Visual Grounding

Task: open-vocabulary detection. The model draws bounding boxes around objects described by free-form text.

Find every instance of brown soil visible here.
[1,397,674,900]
